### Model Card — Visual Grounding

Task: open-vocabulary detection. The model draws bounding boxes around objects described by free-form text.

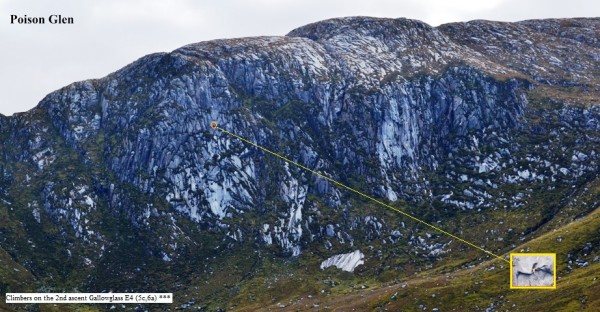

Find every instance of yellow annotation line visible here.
[211,122,510,264]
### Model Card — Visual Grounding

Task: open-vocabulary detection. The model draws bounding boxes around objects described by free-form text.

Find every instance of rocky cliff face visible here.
[1,16,599,310]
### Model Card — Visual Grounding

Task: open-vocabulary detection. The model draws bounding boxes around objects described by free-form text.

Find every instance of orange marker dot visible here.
[210,121,218,129]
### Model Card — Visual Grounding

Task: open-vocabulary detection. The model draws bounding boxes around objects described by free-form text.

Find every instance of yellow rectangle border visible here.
[510,253,557,289]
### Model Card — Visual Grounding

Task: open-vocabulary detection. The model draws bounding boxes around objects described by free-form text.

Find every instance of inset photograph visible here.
[510,253,557,289]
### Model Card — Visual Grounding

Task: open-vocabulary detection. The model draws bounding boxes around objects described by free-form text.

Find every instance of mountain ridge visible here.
[1,16,599,311]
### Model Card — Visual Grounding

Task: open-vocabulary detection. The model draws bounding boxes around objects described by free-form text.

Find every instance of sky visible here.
[1,0,598,116]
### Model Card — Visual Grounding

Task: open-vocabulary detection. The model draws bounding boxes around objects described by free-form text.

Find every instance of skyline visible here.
[1,0,598,115]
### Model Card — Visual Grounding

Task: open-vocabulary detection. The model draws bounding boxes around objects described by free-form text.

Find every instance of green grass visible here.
[251,205,600,311]
[0,246,35,312]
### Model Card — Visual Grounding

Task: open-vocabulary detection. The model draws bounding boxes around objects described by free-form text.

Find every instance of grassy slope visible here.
[226,166,600,311]
[0,246,36,312]
[248,204,600,311]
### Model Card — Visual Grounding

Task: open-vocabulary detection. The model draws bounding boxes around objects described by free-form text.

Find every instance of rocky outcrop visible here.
[0,17,598,301]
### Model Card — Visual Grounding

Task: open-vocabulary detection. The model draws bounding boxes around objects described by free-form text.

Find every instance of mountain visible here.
[1,16,599,311]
